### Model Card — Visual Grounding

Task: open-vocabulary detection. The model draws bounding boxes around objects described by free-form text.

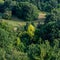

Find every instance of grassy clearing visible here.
[1,19,26,26]
[0,12,46,26]
[1,19,44,27]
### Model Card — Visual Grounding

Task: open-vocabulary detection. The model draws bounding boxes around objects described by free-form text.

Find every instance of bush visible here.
[15,37,25,52]
[0,28,14,51]
[2,10,12,19]
[0,48,6,60]
[0,21,14,32]
[20,31,31,45]
[45,8,60,24]
[27,44,40,60]
[12,2,39,21]
[40,22,59,40]
[6,50,29,60]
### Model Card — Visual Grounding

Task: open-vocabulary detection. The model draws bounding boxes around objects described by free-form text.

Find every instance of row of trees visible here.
[0,0,60,21]
[0,0,39,21]
[15,0,60,12]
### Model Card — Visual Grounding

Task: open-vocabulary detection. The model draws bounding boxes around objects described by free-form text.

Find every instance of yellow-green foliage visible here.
[16,37,21,46]
[6,50,29,60]
[27,24,35,37]
[0,48,6,60]
[0,0,4,4]
[40,44,46,60]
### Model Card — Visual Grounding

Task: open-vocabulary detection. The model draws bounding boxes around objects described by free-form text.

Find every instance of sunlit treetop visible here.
[0,0,4,4]
[27,24,35,37]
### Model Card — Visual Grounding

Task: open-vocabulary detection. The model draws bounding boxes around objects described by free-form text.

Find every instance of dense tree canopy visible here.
[12,2,39,21]
[0,0,60,60]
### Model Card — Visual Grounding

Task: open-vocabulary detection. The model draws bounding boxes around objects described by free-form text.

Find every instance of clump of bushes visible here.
[0,20,60,60]
[12,2,39,21]
[2,10,12,19]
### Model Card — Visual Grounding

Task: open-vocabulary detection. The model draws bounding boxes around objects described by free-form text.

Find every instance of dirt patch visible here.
[38,13,46,19]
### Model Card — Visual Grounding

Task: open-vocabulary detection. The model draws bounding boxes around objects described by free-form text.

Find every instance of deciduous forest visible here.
[0,0,60,60]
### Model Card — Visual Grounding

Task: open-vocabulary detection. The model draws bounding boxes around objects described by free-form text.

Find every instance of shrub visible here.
[2,10,12,19]
[0,21,14,32]
[0,48,6,60]
[6,50,29,60]
[15,37,25,52]
[45,8,60,24]
[20,31,31,45]
[40,22,59,40]
[27,44,40,60]
[0,28,14,51]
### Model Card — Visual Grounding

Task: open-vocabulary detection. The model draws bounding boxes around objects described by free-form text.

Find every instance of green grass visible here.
[1,19,44,27]
[1,19,26,26]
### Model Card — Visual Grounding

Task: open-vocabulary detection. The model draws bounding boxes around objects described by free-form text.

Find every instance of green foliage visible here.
[28,44,40,60]
[0,28,14,52]
[0,0,60,60]
[0,0,4,13]
[41,0,58,12]
[4,0,12,8]
[0,48,6,60]
[15,37,25,52]
[12,2,39,21]
[39,39,60,60]
[6,50,29,60]
[19,24,35,46]
[0,49,29,60]
[15,0,59,12]
[40,22,60,40]
[0,20,60,60]
[0,21,14,32]
[16,37,21,46]
[45,8,60,24]
[20,31,31,45]
[0,0,4,4]
[45,13,56,24]
[2,10,12,19]
[27,24,35,37]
